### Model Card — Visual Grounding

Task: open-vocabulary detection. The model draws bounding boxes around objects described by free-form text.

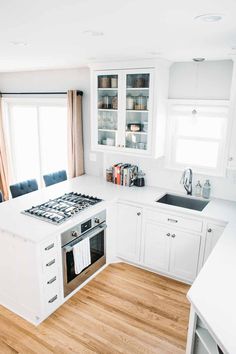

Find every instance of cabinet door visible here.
[204,224,225,263]
[124,69,153,154]
[94,71,121,150]
[169,231,201,282]
[143,222,170,272]
[116,204,142,262]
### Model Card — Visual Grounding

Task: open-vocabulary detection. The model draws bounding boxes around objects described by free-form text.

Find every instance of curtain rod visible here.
[0,90,83,96]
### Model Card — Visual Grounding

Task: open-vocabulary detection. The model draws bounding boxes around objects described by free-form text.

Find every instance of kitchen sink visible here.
[156,193,209,211]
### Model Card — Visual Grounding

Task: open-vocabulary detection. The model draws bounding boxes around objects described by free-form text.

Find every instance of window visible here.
[3,98,68,186]
[166,100,230,175]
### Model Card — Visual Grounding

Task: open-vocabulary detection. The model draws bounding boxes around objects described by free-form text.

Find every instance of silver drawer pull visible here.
[48,295,57,304]
[171,234,176,238]
[45,243,54,251]
[47,276,57,285]
[208,228,212,233]
[167,218,178,223]
[166,233,171,237]
[46,259,55,267]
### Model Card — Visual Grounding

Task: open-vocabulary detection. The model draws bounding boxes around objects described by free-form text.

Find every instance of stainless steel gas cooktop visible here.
[22,192,102,225]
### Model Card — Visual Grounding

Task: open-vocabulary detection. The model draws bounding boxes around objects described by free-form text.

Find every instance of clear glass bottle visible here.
[195,180,202,197]
[202,179,211,199]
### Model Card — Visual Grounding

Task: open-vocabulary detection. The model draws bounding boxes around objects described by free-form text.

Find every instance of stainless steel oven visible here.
[61,210,106,297]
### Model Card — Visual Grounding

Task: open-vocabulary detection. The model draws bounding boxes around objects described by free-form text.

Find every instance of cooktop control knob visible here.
[71,230,78,237]
[94,217,100,224]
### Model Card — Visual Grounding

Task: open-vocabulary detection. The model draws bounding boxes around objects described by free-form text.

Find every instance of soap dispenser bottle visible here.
[202,179,211,199]
[195,180,202,197]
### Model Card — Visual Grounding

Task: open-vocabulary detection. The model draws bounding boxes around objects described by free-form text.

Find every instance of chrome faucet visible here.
[180,168,193,195]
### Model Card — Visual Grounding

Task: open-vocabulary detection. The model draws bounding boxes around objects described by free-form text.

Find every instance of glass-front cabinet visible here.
[92,69,153,155]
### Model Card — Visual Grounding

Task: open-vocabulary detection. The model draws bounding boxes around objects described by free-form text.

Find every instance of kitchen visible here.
[0,1,236,353]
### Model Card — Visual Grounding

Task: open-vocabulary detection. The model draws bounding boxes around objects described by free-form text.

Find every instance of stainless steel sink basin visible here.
[156,193,209,211]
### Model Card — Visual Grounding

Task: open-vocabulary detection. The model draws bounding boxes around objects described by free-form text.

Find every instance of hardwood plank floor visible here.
[0,263,190,353]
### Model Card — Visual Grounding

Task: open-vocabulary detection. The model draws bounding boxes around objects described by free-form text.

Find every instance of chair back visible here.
[43,170,67,187]
[10,179,38,198]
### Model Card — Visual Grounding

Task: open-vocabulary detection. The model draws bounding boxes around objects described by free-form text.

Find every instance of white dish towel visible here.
[73,237,91,275]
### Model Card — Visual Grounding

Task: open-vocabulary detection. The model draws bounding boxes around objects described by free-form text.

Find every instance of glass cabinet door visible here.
[125,73,150,151]
[97,74,118,148]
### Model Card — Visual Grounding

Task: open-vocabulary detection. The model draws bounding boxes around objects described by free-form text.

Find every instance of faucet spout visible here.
[180,168,193,195]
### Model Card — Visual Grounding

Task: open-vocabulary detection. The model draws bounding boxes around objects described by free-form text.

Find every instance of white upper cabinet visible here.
[90,60,170,158]
[92,69,153,155]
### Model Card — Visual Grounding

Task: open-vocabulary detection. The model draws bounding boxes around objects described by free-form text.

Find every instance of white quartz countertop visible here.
[0,174,234,244]
[0,175,236,352]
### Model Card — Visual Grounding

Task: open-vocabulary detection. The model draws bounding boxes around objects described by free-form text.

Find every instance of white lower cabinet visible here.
[203,223,225,264]
[116,203,142,262]
[116,203,225,284]
[143,222,170,272]
[169,230,201,282]
[142,220,201,282]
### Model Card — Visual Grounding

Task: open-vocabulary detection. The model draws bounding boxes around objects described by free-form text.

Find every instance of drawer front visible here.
[44,277,59,299]
[42,256,58,273]
[44,293,60,314]
[41,239,57,261]
[145,209,203,233]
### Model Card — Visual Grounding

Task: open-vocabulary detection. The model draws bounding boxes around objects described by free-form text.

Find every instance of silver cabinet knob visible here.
[137,212,141,216]
[171,234,176,238]
[71,230,78,237]
[208,228,212,233]
[166,233,171,237]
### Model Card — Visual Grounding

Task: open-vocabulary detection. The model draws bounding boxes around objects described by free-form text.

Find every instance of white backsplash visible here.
[103,153,236,201]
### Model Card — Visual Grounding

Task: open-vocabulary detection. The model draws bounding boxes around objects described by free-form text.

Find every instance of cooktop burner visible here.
[22,192,102,225]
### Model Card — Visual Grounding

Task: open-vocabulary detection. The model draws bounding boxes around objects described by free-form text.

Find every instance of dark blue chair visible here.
[10,179,38,198]
[0,191,3,203]
[43,170,67,187]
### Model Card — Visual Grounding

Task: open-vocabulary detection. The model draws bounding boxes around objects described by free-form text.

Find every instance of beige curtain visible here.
[0,97,9,200]
[67,90,84,178]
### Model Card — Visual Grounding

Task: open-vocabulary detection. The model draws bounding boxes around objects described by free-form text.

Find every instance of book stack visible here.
[112,163,138,187]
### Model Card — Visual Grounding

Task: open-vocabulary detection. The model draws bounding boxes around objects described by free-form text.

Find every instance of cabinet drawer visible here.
[44,277,59,299]
[42,256,58,273]
[41,238,57,262]
[145,209,203,233]
[44,293,60,314]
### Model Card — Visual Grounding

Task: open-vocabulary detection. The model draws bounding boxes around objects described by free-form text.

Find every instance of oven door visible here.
[62,223,106,297]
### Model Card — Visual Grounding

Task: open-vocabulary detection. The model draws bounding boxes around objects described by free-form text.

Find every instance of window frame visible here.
[2,96,68,186]
[165,99,231,177]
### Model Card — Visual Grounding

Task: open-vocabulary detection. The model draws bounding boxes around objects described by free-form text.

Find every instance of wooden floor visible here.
[0,263,190,354]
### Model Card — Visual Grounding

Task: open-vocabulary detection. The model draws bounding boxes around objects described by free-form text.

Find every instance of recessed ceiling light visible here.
[194,13,223,22]
[82,30,104,37]
[193,58,205,62]
[10,41,28,47]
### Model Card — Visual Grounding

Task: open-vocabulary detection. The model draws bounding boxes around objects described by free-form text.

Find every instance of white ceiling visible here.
[0,0,236,72]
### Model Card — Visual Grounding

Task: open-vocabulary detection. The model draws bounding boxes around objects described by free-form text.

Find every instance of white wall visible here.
[0,60,235,201]
[0,68,103,177]
[103,60,236,201]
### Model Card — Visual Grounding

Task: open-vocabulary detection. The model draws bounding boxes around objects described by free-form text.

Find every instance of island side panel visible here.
[0,229,43,324]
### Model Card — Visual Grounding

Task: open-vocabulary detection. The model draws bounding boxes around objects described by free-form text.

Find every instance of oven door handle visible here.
[62,223,107,253]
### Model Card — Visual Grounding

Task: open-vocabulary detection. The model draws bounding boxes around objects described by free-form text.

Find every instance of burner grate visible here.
[22,192,102,225]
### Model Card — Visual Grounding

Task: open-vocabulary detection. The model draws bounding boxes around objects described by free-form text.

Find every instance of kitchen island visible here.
[0,174,235,354]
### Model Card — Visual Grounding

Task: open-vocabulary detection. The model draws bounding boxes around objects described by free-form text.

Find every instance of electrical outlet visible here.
[89,152,97,162]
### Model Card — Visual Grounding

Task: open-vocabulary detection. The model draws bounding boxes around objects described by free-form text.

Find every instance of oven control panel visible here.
[61,210,106,247]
